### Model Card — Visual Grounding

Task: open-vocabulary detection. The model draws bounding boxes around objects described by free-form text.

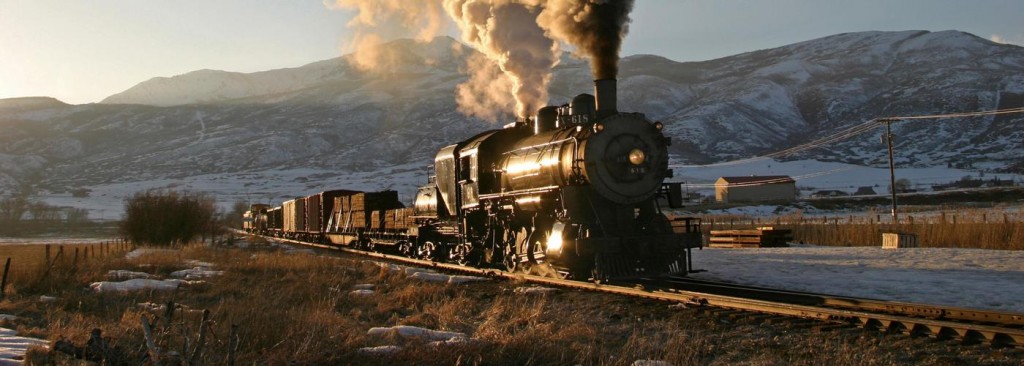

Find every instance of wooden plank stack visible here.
[330,191,405,231]
[881,232,918,249]
[708,227,791,248]
[383,207,417,229]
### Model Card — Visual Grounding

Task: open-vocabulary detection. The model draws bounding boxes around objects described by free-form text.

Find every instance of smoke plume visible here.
[443,0,560,118]
[329,0,636,119]
[326,0,448,72]
[534,0,635,80]
[456,53,516,121]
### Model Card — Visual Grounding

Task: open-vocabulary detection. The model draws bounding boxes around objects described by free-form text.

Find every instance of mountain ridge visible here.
[1,30,1022,203]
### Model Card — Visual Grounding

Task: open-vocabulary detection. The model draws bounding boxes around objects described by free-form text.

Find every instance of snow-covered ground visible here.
[31,158,1022,223]
[36,165,429,222]
[689,244,1024,313]
[0,325,48,365]
[673,158,1023,198]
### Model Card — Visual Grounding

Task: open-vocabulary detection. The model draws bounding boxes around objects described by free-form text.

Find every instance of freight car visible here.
[241,204,269,233]
[245,79,701,281]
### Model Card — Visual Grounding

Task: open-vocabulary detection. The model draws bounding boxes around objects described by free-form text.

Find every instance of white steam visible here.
[328,0,636,121]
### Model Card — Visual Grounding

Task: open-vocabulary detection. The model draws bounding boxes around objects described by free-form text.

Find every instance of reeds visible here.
[702,208,1024,249]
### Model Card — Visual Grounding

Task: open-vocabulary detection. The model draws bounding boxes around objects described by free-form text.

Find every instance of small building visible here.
[715,175,796,203]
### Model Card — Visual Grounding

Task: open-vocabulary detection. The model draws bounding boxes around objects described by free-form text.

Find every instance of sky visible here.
[1,0,1022,105]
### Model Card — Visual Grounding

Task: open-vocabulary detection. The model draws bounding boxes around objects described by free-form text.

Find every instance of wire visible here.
[879,107,1024,121]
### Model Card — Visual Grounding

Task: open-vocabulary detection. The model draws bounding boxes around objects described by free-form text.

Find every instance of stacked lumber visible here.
[383,207,417,229]
[330,191,404,230]
[708,228,791,248]
[881,232,918,249]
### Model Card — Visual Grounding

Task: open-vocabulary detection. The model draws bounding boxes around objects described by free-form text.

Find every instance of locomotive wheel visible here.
[451,243,472,266]
[503,253,522,273]
[397,241,415,257]
[418,241,437,261]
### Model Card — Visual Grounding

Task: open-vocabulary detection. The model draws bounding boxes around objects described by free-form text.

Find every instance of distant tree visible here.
[889,178,912,194]
[28,201,61,222]
[64,207,90,226]
[121,190,217,246]
[226,200,249,229]
[0,195,28,223]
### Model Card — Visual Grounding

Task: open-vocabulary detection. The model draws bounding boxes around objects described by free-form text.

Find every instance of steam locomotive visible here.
[245,79,701,281]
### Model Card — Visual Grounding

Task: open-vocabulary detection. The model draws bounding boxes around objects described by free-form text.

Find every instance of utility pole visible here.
[880,118,899,224]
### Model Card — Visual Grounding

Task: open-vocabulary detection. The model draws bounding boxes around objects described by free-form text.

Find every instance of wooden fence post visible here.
[227,324,239,366]
[1,257,11,300]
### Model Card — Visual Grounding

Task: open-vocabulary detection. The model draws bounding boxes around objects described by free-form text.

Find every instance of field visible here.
[1,237,1022,365]
[0,241,131,289]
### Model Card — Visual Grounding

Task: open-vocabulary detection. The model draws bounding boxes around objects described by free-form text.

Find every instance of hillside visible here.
[0,30,1022,212]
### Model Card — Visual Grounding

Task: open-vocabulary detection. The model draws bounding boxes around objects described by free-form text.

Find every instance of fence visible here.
[1,239,132,298]
[700,210,1023,250]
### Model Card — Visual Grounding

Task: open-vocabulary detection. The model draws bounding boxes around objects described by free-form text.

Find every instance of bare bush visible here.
[121,190,218,246]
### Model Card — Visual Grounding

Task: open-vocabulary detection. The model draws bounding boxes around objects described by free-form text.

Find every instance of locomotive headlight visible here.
[654,121,664,131]
[628,148,646,165]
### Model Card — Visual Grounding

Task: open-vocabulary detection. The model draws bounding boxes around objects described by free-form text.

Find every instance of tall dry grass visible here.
[0,240,132,297]
[703,208,1024,249]
[3,237,1019,364]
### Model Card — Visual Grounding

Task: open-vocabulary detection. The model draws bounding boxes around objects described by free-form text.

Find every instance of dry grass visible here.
[0,237,1020,365]
[704,207,1024,250]
[0,241,132,297]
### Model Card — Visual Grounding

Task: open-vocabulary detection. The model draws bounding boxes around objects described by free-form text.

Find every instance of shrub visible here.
[120,190,218,246]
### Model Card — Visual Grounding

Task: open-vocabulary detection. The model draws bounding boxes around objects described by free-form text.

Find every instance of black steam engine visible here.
[246,79,701,281]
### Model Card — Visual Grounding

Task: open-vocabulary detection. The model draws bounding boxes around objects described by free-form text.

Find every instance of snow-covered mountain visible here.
[1,30,1022,206]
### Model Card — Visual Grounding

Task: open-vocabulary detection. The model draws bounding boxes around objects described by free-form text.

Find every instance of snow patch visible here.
[0,327,49,364]
[106,270,154,280]
[367,325,467,342]
[690,246,1024,312]
[90,278,195,292]
[170,267,224,279]
[357,345,402,356]
[513,286,557,295]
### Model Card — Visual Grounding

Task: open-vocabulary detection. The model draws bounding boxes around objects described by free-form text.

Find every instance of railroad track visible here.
[250,232,1024,348]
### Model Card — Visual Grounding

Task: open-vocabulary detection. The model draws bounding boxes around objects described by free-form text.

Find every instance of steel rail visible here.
[650,276,1024,327]
[247,232,1024,347]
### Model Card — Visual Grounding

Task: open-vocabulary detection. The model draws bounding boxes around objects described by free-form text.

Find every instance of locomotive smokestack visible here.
[595,79,617,119]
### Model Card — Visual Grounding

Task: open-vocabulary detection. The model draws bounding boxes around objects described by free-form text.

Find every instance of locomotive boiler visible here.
[413,79,699,280]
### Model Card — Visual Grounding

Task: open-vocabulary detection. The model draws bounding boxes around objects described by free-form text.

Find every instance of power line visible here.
[880,107,1024,121]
